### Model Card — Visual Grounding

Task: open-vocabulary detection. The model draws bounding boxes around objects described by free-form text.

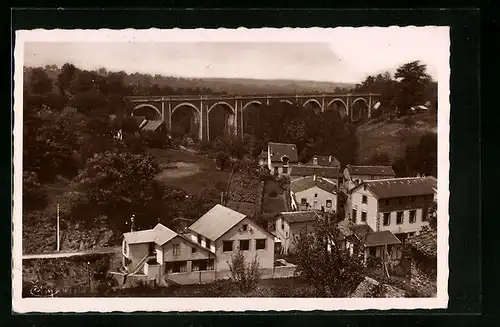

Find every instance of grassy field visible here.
[149,148,231,196]
[356,113,437,164]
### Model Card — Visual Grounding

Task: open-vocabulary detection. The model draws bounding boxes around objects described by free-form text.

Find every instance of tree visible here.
[56,63,77,98]
[68,151,162,227]
[23,171,49,212]
[294,213,365,297]
[215,151,230,171]
[227,251,262,293]
[28,68,53,95]
[394,61,432,116]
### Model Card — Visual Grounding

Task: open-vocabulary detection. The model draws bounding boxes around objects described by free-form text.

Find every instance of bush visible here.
[215,151,230,171]
[228,251,262,293]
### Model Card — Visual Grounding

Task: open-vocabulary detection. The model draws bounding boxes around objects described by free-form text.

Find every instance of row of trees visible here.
[354,61,438,117]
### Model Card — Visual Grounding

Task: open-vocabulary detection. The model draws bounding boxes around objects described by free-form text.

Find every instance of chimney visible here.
[329,155,332,162]
[130,215,136,232]
[313,175,316,181]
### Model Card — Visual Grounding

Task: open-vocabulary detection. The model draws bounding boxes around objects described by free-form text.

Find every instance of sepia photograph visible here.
[13,27,450,312]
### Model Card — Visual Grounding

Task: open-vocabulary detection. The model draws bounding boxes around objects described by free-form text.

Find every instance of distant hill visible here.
[356,112,438,164]
[23,66,355,95]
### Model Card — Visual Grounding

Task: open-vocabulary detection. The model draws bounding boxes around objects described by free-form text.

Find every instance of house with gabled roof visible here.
[345,177,436,242]
[267,142,298,176]
[306,155,341,168]
[274,211,320,255]
[343,164,396,191]
[289,175,338,213]
[290,165,342,185]
[257,150,268,167]
[184,204,276,279]
[336,221,402,264]
[122,223,214,280]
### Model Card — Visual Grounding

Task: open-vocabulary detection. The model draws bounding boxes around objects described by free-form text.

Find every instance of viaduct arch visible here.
[128,92,381,141]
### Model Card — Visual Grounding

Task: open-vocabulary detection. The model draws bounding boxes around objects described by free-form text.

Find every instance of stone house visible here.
[345,177,436,242]
[267,142,298,176]
[289,175,338,213]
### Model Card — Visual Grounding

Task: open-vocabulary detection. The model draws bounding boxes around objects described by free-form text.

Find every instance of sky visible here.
[22,27,448,84]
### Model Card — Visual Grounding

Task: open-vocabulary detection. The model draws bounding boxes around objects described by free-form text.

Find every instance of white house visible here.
[275,211,319,255]
[346,177,436,242]
[267,142,298,176]
[290,175,338,213]
[343,165,396,191]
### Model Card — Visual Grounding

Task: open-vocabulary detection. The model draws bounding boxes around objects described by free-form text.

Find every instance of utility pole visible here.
[56,204,60,252]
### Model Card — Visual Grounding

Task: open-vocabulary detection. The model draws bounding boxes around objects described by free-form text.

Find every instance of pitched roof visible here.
[257,151,268,160]
[140,120,165,132]
[363,230,401,247]
[346,165,395,177]
[268,142,298,163]
[290,176,338,194]
[407,230,437,258]
[355,177,436,199]
[280,211,319,224]
[130,115,147,127]
[123,223,177,246]
[290,165,342,179]
[188,204,246,241]
[306,155,341,167]
[352,224,374,239]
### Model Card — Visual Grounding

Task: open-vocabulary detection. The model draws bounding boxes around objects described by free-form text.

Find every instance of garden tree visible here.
[294,212,365,297]
[215,151,230,171]
[394,61,432,115]
[67,150,162,227]
[228,251,262,293]
[28,68,53,96]
[23,114,80,183]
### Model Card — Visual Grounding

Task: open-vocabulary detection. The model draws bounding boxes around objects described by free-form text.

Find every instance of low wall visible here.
[163,267,291,285]
[272,265,297,279]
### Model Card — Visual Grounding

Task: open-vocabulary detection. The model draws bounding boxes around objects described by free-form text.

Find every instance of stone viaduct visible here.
[124,93,381,141]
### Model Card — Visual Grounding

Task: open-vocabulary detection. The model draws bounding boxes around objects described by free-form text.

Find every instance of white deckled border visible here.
[12,27,450,313]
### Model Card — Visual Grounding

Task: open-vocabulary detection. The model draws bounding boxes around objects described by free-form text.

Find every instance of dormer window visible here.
[282,156,290,165]
[313,157,318,165]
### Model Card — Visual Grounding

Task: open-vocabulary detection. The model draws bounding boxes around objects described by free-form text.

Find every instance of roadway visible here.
[22,246,119,260]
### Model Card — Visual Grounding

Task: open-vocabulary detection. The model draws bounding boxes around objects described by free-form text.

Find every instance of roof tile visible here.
[356,177,436,199]
[346,165,395,176]
[268,142,298,163]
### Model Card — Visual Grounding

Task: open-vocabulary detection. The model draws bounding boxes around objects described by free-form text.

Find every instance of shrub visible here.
[228,251,262,293]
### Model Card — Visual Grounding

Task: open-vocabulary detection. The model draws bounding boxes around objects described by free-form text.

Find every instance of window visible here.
[173,244,180,256]
[410,196,416,203]
[314,193,318,198]
[396,212,404,225]
[223,241,233,252]
[313,157,318,165]
[362,195,367,204]
[240,240,250,251]
[361,211,367,222]
[256,239,266,250]
[326,199,332,208]
[274,167,278,175]
[369,247,376,256]
[281,220,285,230]
[384,199,390,205]
[300,198,307,206]
[205,239,211,249]
[282,166,288,174]
[282,156,289,165]
[383,213,391,226]
[363,184,367,191]
[197,234,202,244]
[352,209,357,223]
[397,198,402,205]
[409,210,416,223]
[191,247,197,254]
[242,224,248,231]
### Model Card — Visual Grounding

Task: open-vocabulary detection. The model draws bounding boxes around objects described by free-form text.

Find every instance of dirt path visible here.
[155,162,202,181]
[22,247,119,260]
